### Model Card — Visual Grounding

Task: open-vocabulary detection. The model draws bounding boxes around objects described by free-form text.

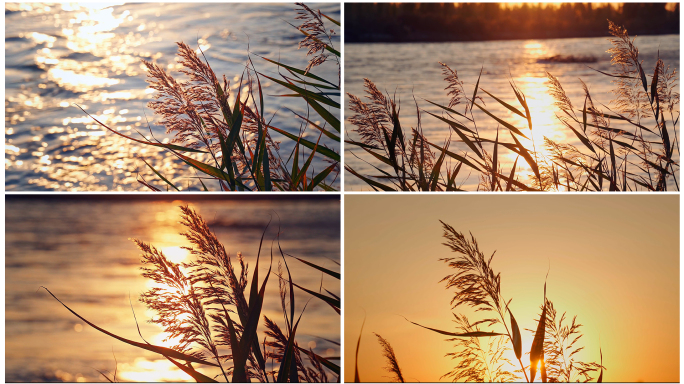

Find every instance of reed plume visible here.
[439,62,466,110]
[535,300,606,382]
[79,4,340,191]
[400,221,604,383]
[137,240,217,362]
[439,221,505,321]
[346,79,394,150]
[353,221,606,383]
[143,49,217,151]
[46,204,340,382]
[607,20,649,120]
[374,333,405,383]
[347,21,677,192]
[295,2,330,74]
[546,71,575,120]
[443,314,515,383]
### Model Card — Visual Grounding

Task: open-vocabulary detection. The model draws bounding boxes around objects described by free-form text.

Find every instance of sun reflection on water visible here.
[514,76,567,145]
[117,357,201,382]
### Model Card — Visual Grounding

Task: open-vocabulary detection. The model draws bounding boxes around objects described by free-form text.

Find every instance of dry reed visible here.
[346,21,678,191]
[354,221,606,383]
[80,3,340,192]
[45,205,340,382]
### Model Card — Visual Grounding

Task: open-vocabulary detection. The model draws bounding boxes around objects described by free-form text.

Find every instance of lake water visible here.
[5,3,340,191]
[5,196,341,382]
[344,34,680,190]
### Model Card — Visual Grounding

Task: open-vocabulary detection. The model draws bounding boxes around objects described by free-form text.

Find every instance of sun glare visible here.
[504,73,567,171]
[162,246,189,263]
[117,357,199,382]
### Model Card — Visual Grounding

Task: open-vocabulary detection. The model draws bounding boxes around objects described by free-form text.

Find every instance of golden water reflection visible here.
[6,2,341,190]
[118,358,203,382]
[509,75,568,163]
[6,197,341,381]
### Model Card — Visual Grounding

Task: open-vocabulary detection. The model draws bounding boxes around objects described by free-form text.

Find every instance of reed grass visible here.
[44,205,340,382]
[374,333,405,383]
[346,20,678,191]
[80,3,340,191]
[354,221,605,383]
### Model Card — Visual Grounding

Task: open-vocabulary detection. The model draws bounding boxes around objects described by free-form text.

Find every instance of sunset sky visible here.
[345,195,678,382]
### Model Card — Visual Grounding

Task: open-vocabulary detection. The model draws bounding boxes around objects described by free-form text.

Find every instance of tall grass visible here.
[345,21,678,191]
[80,3,340,191]
[355,221,605,383]
[43,205,340,382]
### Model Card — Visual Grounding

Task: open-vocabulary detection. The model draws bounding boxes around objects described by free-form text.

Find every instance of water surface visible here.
[345,35,679,190]
[5,2,340,191]
[6,195,341,382]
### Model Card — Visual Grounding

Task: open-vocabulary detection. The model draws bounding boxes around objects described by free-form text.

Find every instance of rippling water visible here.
[344,35,680,190]
[6,196,340,382]
[5,3,340,191]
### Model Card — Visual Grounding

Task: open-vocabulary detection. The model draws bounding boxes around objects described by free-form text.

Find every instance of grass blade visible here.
[423,99,473,121]
[403,316,504,337]
[139,157,179,191]
[426,141,484,173]
[292,133,322,189]
[492,128,499,190]
[288,254,340,280]
[345,166,396,191]
[354,316,365,383]
[429,143,448,191]
[75,105,206,153]
[296,346,340,375]
[267,124,340,162]
[480,88,526,119]
[263,74,339,109]
[291,281,340,314]
[320,12,340,26]
[529,282,547,382]
[567,124,596,154]
[263,57,338,88]
[472,102,529,139]
[308,163,337,191]
[425,110,476,134]
[427,112,482,158]
[292,111,340,141]
[41,287,218,367]
[165,356,218,383]
[277,304,308,382]
[505,156,519,191]
[509,133,541,181]
[470,66,483,115]
[507,305,522,360]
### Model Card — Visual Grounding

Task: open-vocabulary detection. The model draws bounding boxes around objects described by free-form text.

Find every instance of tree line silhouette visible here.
[345,3,679,43]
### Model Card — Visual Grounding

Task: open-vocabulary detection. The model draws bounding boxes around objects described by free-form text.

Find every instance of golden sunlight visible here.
[345,195,679,382]
[117,357,197,382]
[162,246,189,263]
[504,74,568,175]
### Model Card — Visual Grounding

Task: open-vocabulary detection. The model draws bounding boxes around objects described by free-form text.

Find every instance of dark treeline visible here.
[345,3,680,43]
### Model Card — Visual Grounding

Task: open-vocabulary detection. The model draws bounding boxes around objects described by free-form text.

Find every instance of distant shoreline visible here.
[344,3,679,45]
[345,32,680,45]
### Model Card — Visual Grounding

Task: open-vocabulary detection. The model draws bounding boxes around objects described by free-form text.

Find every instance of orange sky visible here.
[345,195,679,382]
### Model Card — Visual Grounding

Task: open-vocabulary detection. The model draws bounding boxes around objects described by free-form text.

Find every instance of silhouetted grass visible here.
[346,20,678,191]
[354,221,605,383]
[44,205,340,382]
[80,3,340,191]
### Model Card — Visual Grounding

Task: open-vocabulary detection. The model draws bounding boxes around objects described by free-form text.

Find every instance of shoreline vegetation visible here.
[345,3,679,44]
[345,21,679,192]
[44,205,341,382]
[81,3,341,192]
[355,222,605,383]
